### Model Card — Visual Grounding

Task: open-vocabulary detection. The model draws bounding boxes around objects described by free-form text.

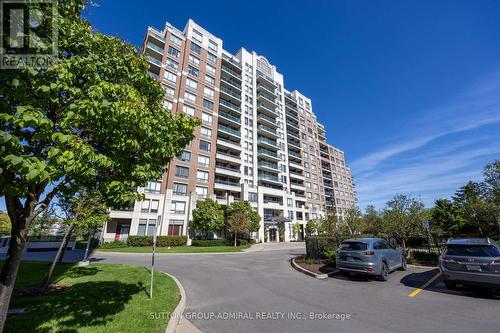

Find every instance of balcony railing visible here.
[147,56,162,67]
[220,86,241,100]
[219,111,241,124]
[222,65,242,80]
[220,76,242,91]
[146,42,164,54]
[258,160,279,171]
[257,102,279,117]
[258,174,280,182]
[215,178,240,187]
[218,124,241,137]
[257,136,277,147]
[219,99,241,113]
[258,148,279,159]
[258,125,278,137]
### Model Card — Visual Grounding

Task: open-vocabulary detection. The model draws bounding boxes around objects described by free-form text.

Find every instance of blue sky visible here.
[1,0,500,212]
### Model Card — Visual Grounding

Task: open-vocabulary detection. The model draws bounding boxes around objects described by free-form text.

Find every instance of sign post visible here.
[150,216,159,299]
[420,220,432,256]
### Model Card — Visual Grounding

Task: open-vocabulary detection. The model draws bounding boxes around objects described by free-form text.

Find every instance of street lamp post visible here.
[150,216,160,299]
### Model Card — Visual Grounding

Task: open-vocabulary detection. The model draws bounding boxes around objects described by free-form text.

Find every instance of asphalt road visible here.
[13,243,500,333]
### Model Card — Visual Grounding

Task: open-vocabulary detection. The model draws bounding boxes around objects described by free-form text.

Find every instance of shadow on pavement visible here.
[400,269,500,300]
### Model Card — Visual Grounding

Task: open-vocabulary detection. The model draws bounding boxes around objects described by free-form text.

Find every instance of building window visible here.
[168,220,184,236]
[166,58,178,70]
[141,200,150,213]
[170,201,186,214]
[200,127,212,137]
[147,219,157,236]
[184,91,196,103]
[137,219,147,236]
[186,78,197,90]
[145,181,161,194]
[248,192,257,203]
[164,71,176,83]
[163,100,173,110]
[189,54,200,66]
[207,52,217,63]
[182,105,195,116]
[203,99,214,110]
[204,87,214,98]
[173,183,188,195]
[205,75,215,85]
[190,42,201,54]
[179,150,191,162]
[192,29,202,42]
[197,170,209,181]
[150,200,159,213]
[195,186,208,198]
[170,34,182,46]
[199,140,211,152]
[187,65,199,77]
[208,40,218,52]
[168,46,180,58]
[175,166,189,178]
[198,155,210,167]
[206,64,216,75]
[165,86,175,97]
[201,112,212,125]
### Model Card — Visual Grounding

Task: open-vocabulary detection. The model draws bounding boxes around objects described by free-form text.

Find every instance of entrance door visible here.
[269,229,276,242]
[115,224,130,241]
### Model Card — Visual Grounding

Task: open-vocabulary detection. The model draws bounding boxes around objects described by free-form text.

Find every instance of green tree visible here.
[363,205,381,235]
[0,1,199,327]
[43,189,109,288]
[226,212,251,247]
[191,199,225,238]
[452,181,493,236]
[428,199,465,238]
[381,194,425,254]
[305,220,317,237]
[482,160,500,237]
[225,201,261,234]
[30,205,58,236]
[0,213,10,236]
[343,207,363,235]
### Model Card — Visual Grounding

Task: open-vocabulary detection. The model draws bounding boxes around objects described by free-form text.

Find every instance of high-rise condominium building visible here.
[102,20,356,243]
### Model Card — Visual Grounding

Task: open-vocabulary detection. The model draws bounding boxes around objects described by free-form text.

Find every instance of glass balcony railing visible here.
[258,148,279,158]
[258,125,278,136]
[219,99,241,113]
[258,174,280,182]
[147,56,162,67]
[258,160,279,171]
[220,86,241,100]
[222,65,242,80]
[257,136,277,147]
[218,124,241,136]
[257,102,279,117]
[219,111,241,124]
[215,179,240,187]
[220,76,242,91]
[146,42,164,54]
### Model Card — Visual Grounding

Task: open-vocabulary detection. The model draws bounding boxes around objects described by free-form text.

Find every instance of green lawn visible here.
[5,261,179,333]
[97,245,249,253]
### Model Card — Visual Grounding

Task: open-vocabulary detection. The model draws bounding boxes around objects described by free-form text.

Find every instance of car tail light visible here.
[440,255,456,263]
[363,251,375,256]
[366,268,374,272]
[490,260,500,265]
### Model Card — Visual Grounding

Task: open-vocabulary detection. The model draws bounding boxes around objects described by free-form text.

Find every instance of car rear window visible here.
[445,245,500,257]
[339,242,368,251]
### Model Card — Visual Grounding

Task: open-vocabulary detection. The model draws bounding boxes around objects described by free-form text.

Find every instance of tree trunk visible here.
[42,224,75,289]
[401,238,407,257]
[0,196,33,333]
[83,232,93,262]
[234,233,237,247]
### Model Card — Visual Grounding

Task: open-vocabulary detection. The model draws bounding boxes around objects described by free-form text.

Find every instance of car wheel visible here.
[378,262,389,281]
[443,280,458,290]
[399,257,407,271]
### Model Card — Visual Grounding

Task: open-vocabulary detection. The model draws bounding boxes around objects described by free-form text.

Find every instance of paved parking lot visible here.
[13,243,500,333]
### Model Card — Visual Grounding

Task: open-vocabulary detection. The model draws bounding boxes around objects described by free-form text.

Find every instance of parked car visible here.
[336,238,406,281]
[439,238,500,290]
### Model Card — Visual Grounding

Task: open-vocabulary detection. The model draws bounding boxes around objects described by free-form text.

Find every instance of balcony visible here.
[256,71,278,88]
[218,111,241,126]
[222,54,242,69]
[257,83,277,98]
[214,178,241,191]
[258,125,279,139]
[286,111,298,121]
[257,136,279,151]
[286,120,299,131]
[257,148,280,162]
[221,65,242,81]
[216,151,241,164]
[148,29,165,44]
[147,55,162,69]
[288,150,302,160]
[289,161,304,170]
[217,137,241,151]
[290,182,305,190]
[219,86,241,103]
[284,93,297,105]
[146,42,164,55]
[257,113,278,128]
[258,160,280,172]
[257,92,278,108]
[287,130,300,140]
[258,173,281,184]
[287,140,301,149]
[290,172,305,181]
[257,102,279,118]
[220,76,242,92]
[219,99,241,113]
[218,124,240,139]
[215,165,241,178]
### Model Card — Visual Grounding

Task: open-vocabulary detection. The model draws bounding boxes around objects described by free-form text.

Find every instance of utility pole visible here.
[150,216,160,299]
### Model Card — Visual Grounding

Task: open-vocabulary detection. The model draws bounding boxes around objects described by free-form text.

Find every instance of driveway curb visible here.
[407,264,438,269]
[162,271,202,333]
[290,257,338,279]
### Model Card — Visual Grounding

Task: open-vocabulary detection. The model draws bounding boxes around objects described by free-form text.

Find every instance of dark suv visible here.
[439,238,500,290]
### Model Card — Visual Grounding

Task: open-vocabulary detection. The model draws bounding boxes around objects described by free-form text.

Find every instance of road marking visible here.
[408,270,441,298]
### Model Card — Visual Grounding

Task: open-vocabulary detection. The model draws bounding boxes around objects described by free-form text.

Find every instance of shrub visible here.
[99,240,127,249]
[191,239,227,247]
[157,236,187,247]
[127,235,187,247]
[409,250,439,265]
